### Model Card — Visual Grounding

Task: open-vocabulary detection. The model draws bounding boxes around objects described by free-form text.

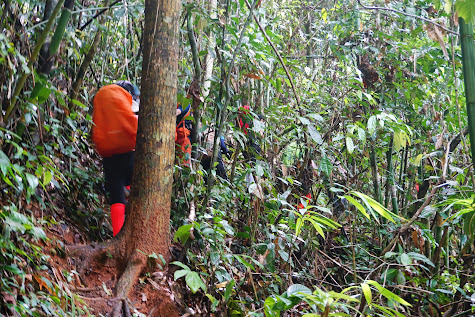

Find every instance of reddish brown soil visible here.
[45,223,183,316]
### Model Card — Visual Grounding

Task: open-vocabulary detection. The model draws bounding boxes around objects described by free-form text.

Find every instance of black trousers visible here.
[201,151,228,180]
[103,151,135,205]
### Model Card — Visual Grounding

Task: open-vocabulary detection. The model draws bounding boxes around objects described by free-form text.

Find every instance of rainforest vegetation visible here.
[0,0,475,316]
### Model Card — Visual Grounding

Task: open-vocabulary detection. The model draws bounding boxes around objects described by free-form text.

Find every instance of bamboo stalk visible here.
[384,136,394,209]
[69,26,103,110]
[459,18,475,191]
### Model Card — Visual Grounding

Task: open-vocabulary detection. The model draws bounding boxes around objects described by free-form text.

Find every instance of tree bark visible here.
[460,18,475,183]
[113,0,181,303]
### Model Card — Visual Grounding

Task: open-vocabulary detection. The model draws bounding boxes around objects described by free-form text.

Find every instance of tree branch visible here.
[356,0,458,36]
[79,0,120,31]
[245,0,302,109]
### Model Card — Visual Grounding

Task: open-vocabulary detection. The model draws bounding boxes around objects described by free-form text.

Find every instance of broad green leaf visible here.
[205,293,218,308]
[361,283,372,306]
[309,213,341,228]
[298,116,311,125]
[0,150,10,176]
[442,203,475,224]
[463,211,475,240]
[413,154,424,167]
[25,173,39,191]
[367,116,377,134]
[171,261,190,270]
[173,224,193,244]
[30,226,47,240]
[346,137,355,154]
[400,253,412,266]
[264,296,280,317]
[396,270,406,285]
[37,86,52,104]
[407,252,435,268]
[70,99,87,109]
[366,198,395,223]
[220,220,235,236]
[43,170,53,186]
[357,127,366,144]
[308,125,323,144]
[394,131,403,152]
[185,271,206,293]
[256,162,264,177]
[384,251,398,258]
[321,7,328,22]
[174,269,189,281]
[2,264,22,275]
[456,0,475,24]
[278,249,289,261]
[313,205,332,215]
[286,284,312,297]
[319,155,332,175]
[308,113,324,122]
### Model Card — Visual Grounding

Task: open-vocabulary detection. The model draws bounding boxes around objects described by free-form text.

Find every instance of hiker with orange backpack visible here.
[175,103,192,166]
[92,81,140,237]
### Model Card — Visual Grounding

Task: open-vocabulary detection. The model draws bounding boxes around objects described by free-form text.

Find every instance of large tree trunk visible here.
[113,0,181,304]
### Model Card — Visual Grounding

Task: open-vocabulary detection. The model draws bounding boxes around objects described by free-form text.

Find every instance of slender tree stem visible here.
[79,0,120,31]
[245,0,302,109]
[3,0,65,124]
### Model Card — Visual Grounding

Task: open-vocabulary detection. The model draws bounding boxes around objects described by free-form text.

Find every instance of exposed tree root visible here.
[115,250,145,299]
[66,235,181,316]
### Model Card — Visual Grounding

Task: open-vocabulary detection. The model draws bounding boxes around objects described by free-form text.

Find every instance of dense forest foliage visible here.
[1,0,475,316]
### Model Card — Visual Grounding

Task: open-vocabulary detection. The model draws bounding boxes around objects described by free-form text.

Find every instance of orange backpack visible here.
[92,85,138,157]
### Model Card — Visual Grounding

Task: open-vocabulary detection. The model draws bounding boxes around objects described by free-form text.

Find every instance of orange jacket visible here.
[175,120,191,165]
[92,85,138,157]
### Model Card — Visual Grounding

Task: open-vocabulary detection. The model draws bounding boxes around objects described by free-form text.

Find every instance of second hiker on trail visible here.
[175,103,192,166]
[92,80,140,237]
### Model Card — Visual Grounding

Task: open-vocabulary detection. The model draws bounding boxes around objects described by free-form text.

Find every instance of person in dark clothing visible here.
[239,105,264,166]
[200,135,230,181]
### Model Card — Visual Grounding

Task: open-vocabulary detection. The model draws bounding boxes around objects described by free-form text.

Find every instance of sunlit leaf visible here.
[366,280,412,306]
[361,283,372,306]
[344,195,370,219]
